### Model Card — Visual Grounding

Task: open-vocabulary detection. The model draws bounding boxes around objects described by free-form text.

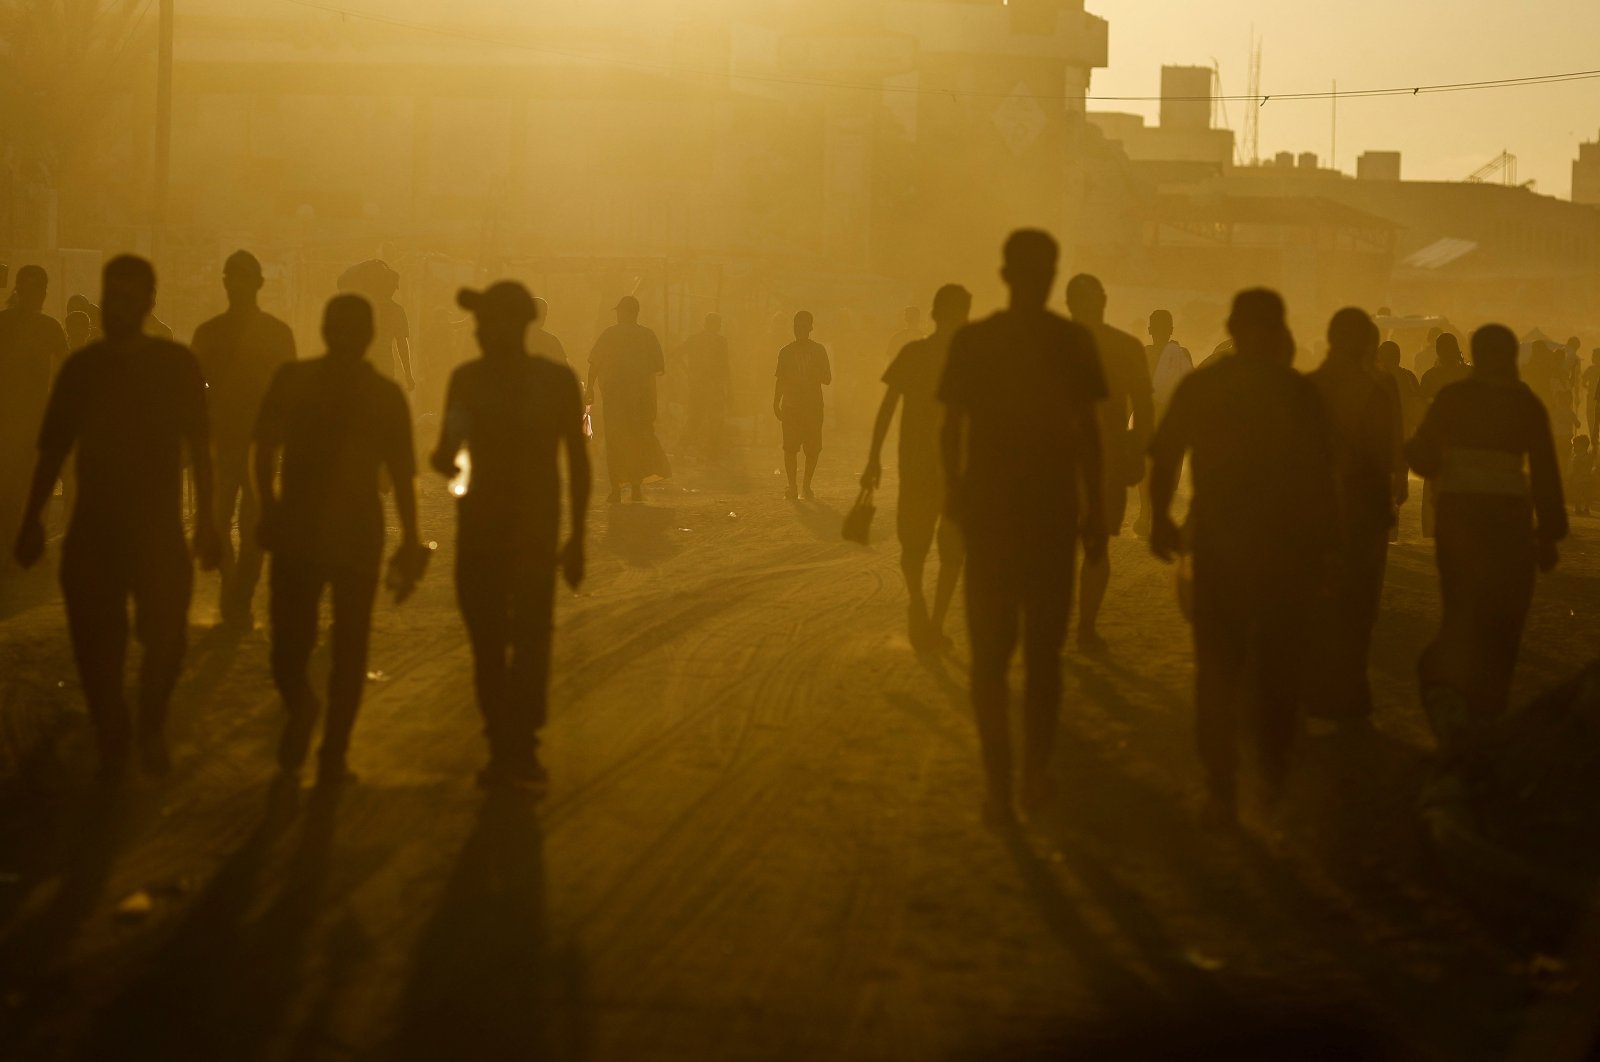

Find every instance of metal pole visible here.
[153,0,173,250]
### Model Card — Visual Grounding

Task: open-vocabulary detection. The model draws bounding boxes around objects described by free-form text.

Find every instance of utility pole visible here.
[153,0,173,253]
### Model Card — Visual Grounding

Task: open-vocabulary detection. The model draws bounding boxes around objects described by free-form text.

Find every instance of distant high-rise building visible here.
[1159,66,1213,132]
[1574,136,1600,205]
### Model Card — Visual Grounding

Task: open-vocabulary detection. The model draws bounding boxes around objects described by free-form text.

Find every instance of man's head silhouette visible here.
[1000,229,1057,310]
[793,311,813,340]
[1148,309,1174,347]
[931,284,972,331]
[1326,307,1379,364]
[458,281,538,354]
[1471,325,1519,381]
[1377,340,1402,372]
[1437,332,1463,365]
[324,294,374,361]
[1226,288,1291,364]
[65,310,91,348]
[223,250,263,308]
[615,295,641,324]
[12,265,46,312]
[1064,273,1106,324]
[101,256,156,342]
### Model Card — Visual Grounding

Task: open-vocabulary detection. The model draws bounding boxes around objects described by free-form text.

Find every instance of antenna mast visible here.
[1244,31,1262,165]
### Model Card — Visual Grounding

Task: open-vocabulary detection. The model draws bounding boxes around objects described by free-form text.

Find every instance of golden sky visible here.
[1089,0,1600,196]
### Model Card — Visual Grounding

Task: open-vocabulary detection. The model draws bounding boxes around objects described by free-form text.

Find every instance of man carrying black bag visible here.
[861,284,972,652]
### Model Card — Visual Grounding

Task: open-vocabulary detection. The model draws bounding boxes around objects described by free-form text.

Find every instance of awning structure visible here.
[1402,237,1479,270]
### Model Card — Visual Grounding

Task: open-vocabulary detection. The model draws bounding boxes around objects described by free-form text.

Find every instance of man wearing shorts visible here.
[862,284,971,652]
[774,311,831,501]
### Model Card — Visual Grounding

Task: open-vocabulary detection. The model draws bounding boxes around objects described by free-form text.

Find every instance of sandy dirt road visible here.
[0,438,1596,1060]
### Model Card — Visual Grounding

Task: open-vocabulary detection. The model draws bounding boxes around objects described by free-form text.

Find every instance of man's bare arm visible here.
[862,387,900,489]
[940,406,966,522]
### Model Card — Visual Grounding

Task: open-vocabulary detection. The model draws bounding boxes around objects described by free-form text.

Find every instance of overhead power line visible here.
[275,0,1600,106]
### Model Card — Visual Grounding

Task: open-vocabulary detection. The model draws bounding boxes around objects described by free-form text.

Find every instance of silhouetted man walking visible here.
[775,311,831,501]
[338,260,415,392]
[1135,309,1189,537]
[1148,289,1336,825]
[1406,325,1566,751]
[14,256,219,779]
[1418,332,1471,539]
[940,231,1107,826]
[527,297,569,366]
[432,282,590,791]
[0,266,66,569]
[254,295,423,786]
[681,312,732,459]
[1307,309,1406,726]
[588,295,668,503]
[1067,274,1154,654]
[192,251,296,630]
[863,284,971,653]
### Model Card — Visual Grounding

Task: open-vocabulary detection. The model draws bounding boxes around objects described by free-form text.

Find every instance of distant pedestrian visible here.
[527,297,569,366]
[1134,309,1189,536]
[1067,274,1154,654]
[774,311,832,501]
[681,313,732,459]
[191,250,296,630]
[1306,309,1405,726]
[1568,435,1595,516]
[1418,333,1471,539]
[0,265,67,569]
[588,295,669,503]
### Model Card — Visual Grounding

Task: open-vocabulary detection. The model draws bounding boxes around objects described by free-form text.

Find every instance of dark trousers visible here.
[1425,507,1536,719]
[60,536,193,760]
[456,548,557,772]
[269,554,379,769]
[1191,548,1311,800]
[964,536,1075,799]
[1307,530,1388,721]
[213,450,264,624]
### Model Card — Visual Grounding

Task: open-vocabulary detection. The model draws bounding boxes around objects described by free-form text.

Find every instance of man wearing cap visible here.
[0,266,67,568]
[433,281,590,791]
[192,251,297,630]
[253,294,422,786]
[587,294,667,503]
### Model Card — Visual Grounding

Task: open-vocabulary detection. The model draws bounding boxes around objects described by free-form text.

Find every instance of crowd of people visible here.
[0,227,1579,830]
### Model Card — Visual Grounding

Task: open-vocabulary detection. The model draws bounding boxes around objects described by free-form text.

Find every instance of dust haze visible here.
[3,2,1600,1059]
